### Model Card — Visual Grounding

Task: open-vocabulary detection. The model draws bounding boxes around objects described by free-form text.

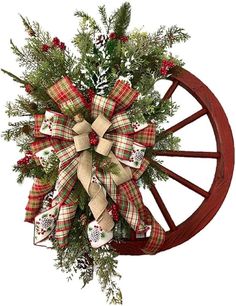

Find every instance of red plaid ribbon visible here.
[96,170,146,232]
[31,138,52,155]
[55,192,79,247]
[91,95,116,119]
[25,179,54,222]
[134,124,156,147]
[108,80,139,113]
[132,158,150,180]
[47,76,89,112]
[119,180,165,254]
[104,134,134,160]
[108,112,134,134]
[34,114,45,138]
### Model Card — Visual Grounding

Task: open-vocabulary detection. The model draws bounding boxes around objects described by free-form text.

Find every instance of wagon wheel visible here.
[111,67,234,255]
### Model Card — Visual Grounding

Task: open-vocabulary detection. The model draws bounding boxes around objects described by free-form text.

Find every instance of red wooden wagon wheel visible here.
[112,67,234,255]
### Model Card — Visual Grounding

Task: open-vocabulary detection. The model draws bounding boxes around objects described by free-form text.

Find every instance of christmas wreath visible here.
[2,3,189,304]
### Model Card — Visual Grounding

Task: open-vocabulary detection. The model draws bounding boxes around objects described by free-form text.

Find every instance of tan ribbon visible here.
[73,113,113,156]
[73,113,132,232]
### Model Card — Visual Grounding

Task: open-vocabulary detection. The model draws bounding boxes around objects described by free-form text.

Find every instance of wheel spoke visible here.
[162,80,179,100]
[150,160,210,198]
[149,184,177,231]
[159,108,208,137]
[152,150,220,159]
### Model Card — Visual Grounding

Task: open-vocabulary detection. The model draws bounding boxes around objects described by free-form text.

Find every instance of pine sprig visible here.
[113,2,131,36]
[92,245,122,304]
[1,68,25,84]
[74,10,101,32]
[156,25,190,48]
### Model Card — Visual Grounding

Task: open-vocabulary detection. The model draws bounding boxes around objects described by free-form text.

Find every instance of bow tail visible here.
[96,170,146,233]
[25,179,54,223]
[54,192,79,247]
[119,180,166,254]
[77,151,114,232]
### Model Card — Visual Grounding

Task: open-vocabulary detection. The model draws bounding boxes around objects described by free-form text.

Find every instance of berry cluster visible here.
[17,151,33,166]
[41,37,66,52]
[25,83,33,94]
[160,59,175,76]
[111,204,119,222]
[109,32,129,42]
[89,131,99,146]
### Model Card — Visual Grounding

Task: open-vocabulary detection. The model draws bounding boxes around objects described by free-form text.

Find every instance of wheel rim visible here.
[111,67,234,255]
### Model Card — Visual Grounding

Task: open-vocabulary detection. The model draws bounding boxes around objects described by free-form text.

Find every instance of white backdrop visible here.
[0,1,235,305]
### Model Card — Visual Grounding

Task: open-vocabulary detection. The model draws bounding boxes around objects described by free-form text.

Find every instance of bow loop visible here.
[47,76,89,114]
[108,80,139,114]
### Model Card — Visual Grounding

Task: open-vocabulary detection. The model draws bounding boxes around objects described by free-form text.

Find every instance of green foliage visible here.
[94,153,120,176]
[13,153,59,184]
[2,120,34,142]
[92,245,122,304]
[5,96,41,117]
[13,159,44,184]
[155,25,190,48]
[53,215,122,304]
[113,2,131,37]
[1,68,25,84]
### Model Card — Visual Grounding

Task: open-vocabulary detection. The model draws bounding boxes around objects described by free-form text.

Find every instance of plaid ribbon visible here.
[51,114,75,141]
[108,112,134,134]
[104,134,134,160]
[25,179,54,222]
[91,95,116,119]
[31,138,52,155]
[55,191,79,247]
[27,76,163,253]
[47,76,89,112]
[96,170,146,233]
[134,124,156,147]
[118,180,165,254]
[108,80,139,113]
[34,114,45,138]
[131,158,150,180]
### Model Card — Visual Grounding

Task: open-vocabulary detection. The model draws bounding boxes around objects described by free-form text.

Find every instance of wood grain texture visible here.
[111,67,234,255]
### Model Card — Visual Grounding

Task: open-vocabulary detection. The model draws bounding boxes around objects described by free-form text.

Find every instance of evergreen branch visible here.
[2,120,34,142]
[19,14,32,32]
[113,2,131,36]
[98,5,117,33]
[156,25,190,48]
[98,5,109,30]
[74,10,101,32]
[1,69,26,84]
[10,39,24,57]
[92,245,122,304]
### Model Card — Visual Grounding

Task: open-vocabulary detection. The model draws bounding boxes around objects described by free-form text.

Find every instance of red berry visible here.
[25,84,33,94]
[160,59,175,76]
[89,131,99,146]
[109,32,117,40]
[120,35,129,42]
[111,204,119,221]
[60,42,66,51]
[42,44,50,52]
[52,37,60,46]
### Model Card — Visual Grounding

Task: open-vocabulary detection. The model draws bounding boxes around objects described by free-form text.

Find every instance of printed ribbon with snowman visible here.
[25,76,165,254]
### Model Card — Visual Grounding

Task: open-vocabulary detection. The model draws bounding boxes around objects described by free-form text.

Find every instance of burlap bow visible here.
[25,77,165,254]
